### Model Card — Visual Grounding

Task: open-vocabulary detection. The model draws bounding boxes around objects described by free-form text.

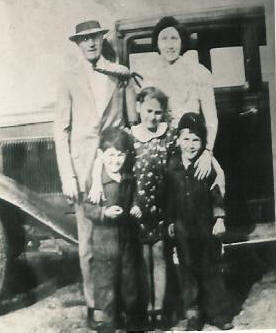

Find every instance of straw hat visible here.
[69,20,109,41]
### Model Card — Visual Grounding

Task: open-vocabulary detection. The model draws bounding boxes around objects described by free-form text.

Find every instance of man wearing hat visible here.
[54,20,138,330]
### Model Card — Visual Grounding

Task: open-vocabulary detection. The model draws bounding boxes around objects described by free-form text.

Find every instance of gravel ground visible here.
[0,242,276,332]
[0,269,275,332]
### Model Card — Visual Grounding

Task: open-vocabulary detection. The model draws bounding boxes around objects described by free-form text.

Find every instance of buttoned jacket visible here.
[165,150,225,238]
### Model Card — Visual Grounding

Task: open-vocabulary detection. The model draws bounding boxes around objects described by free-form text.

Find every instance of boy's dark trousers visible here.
[175,233,232,325]
[90,222,141,328]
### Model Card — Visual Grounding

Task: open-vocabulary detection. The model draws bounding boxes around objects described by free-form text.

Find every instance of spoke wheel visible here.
[0,219,10,298]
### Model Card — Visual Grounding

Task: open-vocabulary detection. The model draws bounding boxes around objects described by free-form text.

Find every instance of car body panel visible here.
[0,172,78,245]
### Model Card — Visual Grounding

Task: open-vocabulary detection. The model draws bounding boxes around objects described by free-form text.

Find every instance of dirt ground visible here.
[0,242,276,332]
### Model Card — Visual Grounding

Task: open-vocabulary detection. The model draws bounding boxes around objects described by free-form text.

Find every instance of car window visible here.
[210,47,246,87]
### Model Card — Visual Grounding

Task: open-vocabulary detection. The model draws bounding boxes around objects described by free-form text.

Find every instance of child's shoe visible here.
[87,308,115,332]
[185,307,203,331]
[211,317,234,330]
[212,319,234,330]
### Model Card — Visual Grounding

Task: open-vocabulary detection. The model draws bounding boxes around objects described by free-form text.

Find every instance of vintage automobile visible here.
[0,4,275,298]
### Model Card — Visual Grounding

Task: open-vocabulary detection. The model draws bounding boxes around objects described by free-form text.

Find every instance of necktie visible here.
[94,66,143,88]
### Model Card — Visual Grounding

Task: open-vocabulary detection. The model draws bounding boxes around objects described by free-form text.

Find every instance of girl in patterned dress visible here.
[129,87,177,327]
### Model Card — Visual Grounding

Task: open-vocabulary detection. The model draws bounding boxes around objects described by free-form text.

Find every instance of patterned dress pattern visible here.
[131,124,177,228]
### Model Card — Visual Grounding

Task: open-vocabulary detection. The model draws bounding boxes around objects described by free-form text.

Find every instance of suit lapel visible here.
[72,64,94,99]
[72,59,118,119]
[71,64,100,122]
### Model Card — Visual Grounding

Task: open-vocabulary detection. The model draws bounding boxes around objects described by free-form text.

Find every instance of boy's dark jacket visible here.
[84,169,135,224]
[165,149,225,238]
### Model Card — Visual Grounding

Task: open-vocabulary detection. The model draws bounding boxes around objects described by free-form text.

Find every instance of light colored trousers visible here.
[75,202,95,308]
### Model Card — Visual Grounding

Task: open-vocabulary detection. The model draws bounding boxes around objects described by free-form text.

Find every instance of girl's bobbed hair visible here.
[136,86,168,111]
[152,16,189,55]
[178,112,207,149]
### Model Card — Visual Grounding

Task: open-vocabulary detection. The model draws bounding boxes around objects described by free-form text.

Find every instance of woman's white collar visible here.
[131,123,168,143]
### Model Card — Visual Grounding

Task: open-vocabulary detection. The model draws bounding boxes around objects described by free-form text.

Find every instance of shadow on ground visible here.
[0,245,81,315]
[224,242,276,317]
[1,239,276,330]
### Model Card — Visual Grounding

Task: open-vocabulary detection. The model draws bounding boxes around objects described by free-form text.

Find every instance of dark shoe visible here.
[212,319,234,330]
[155,312,164,330]
[215,321,234,330]
[87,308,99,329]
[186,317,204,331]
[185,308,203,331]
[88,320,115,332]
[87,308,115,332]
[171,319,188,330]
[87,316,103,330]
[125,315,149,331]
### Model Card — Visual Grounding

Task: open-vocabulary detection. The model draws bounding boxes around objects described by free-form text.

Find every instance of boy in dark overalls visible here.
[165,113,234,330]
[84,127,142,331]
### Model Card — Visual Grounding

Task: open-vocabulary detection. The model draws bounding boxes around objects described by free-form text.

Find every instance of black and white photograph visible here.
[0,0,275,331]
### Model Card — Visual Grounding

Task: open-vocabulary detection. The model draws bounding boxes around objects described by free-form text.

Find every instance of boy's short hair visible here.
[178,112,207,148]
[99,127,133,153]
[152,16,189,55]
[137,86,168,111]
[99,128,134,174]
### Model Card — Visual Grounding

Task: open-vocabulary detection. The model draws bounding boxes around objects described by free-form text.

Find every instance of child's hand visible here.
[88,181,106,204]
[212,217,226,237]
[104,205,123,219]
[130,205,142,219]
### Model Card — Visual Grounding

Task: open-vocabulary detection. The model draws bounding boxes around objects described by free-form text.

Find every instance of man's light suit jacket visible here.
[54,57,137,193]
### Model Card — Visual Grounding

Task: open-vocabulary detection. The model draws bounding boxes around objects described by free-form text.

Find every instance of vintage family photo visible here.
[0,0,275,331]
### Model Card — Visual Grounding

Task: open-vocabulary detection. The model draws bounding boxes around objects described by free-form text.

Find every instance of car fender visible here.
[0,173,78,245]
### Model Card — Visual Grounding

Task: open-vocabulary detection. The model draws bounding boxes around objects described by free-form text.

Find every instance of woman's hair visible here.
[178,112,207,149]
[99,127,134,174]
[152,16,189,55]
[137,86,168,111]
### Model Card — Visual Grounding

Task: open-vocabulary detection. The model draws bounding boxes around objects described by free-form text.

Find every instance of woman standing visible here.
[143,16,218,179]
[143,16,224,327]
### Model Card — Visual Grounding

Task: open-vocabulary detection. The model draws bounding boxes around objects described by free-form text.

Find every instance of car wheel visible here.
[0,219,10,298]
